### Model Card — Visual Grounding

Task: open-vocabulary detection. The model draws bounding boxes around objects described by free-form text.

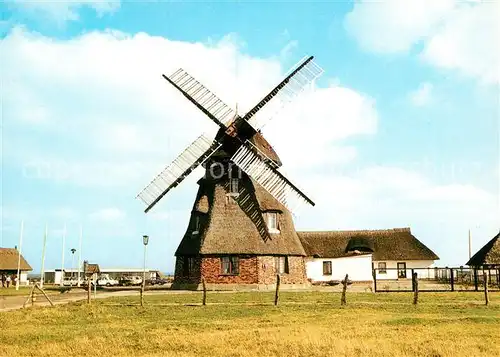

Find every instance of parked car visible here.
[146,277,169,286]
[95,274,119,287]
[62,278,84,286]
[119,276,143,286]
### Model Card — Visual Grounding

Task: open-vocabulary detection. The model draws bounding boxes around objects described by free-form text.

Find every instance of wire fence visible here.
[373,267,500,292]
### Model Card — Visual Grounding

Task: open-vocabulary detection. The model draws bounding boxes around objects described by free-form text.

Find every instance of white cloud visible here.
[2,27,375,190]
[345,0,500,84]
[409,82,433,106]
[7,0,120,24]
[89,207,125,221]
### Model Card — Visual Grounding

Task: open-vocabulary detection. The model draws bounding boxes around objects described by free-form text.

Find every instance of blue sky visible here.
[1,0,499,274]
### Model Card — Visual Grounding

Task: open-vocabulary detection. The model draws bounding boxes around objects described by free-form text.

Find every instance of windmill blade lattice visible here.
[231,140,315,213]
[164,69,237,128]
[244,56,323,131]
[137,134,222,212]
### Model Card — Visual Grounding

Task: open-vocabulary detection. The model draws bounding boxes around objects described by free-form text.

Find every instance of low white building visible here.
[44,267,161,285]
[298,228,439,283]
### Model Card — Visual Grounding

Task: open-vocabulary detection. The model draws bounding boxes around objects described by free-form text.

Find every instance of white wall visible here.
[20,272,29,284]
[373,260,436,280]
[306,254,373,282]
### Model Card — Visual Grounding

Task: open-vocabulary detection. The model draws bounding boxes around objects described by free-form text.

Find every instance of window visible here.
[378,262,387,274]
[397,262,407,279]
[266,212,280,233]
[221,256,239,275]
[323,261,332,275]
[192,215,200,235]
[275,256,289,274]
[229,178,239,195]
[182,257,195,276]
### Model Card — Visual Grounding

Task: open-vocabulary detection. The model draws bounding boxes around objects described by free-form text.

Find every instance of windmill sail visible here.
[230,140,315,213]
[163,69,237,129]
[243,56,323,131]
[137,134,222,213]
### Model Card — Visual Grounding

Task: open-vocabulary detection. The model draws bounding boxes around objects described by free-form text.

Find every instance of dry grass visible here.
[1,291,499,357]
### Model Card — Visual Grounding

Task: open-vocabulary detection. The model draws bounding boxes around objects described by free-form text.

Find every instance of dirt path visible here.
[0,289,148,312]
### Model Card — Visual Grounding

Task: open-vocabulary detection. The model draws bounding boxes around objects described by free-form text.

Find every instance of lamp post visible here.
[70,249,76,281]
[141,235,149,307]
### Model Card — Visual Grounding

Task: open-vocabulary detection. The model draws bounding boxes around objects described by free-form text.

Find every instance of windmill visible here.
[136,56,323,216]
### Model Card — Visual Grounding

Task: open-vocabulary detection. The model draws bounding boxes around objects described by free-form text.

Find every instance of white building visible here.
[44,267,161,285]
[298,228,439,283]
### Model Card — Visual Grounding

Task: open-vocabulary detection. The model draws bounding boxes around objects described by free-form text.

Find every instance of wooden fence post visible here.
[87,279,91,304]
[140,285,144,307]
[341,274,348,306]
[202,277,207,306]
[450,268,454,292]
[413,272,419,305]
[484,271,489,306]
[274,274,280,306]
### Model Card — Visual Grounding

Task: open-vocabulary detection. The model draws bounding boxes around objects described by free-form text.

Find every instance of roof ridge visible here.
[298,227,411,234]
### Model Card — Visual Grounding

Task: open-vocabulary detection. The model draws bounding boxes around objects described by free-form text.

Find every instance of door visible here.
[397,262,407,279]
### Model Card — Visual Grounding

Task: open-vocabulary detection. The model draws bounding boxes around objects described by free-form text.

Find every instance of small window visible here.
[275,256,289,274]
[323,261,332,275]
[221,256,239,275]
[192,215,200,235]
[267,212,280,233]
[378,262,387,274]
[229,178,239,195]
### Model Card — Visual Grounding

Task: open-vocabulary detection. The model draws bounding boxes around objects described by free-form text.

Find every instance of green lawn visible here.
[1,291,499,357]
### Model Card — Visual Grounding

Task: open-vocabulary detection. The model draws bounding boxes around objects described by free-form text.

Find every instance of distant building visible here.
[43,267,160,284]
[299,228,440,283]
[0,248,32,285]
[467,231,500,268]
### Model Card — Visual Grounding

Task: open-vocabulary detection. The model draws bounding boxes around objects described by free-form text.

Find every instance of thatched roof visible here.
[467,231,500,267]
[298,228,439,261]
[175,173,305,256]
[0,248,32,271]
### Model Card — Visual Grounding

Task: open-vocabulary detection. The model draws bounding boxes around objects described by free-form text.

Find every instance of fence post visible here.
[450,268,454,292]
[484,271,489,306]
[411,269,415,292]
[341,274,348,306]
[202,277,207,306]
[372,268,377,292]
[87,278,91,304]
[274,274,280,306]
[474,268,478,291]
[413,272,419,305]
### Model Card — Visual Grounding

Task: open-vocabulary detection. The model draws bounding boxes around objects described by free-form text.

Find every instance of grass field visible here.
[1,291,499,357]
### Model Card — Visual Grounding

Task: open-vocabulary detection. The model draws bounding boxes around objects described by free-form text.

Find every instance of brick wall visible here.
[201,256,258,284]
[258,256,308,284]
[174,255,308,286]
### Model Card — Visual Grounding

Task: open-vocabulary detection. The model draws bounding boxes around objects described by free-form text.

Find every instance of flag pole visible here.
[40,223,48,288]
[77,225,82,287]
[15,220,24,290]
[60,223,66,286]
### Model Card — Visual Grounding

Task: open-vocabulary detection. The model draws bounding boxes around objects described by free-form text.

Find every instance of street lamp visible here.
[70,249,76,281]
[141,235,149,307]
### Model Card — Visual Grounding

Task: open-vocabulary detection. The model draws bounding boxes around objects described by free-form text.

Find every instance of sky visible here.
[1,0,499,274]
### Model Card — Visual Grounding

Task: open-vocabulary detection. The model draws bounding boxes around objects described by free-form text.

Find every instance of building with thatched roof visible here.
[0,248,32,286]
[466,231,500,268]
[298,228,439,283]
